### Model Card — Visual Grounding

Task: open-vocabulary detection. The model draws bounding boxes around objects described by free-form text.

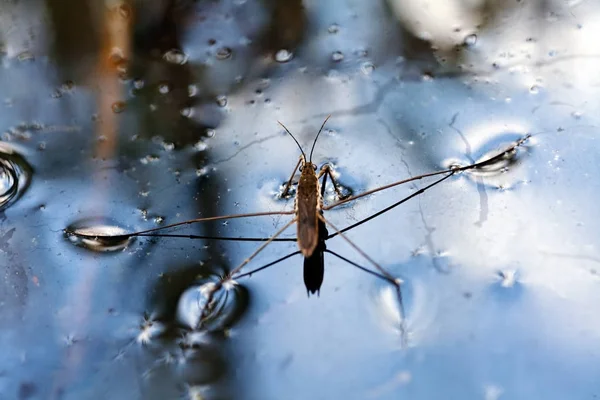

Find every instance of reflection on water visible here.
[1,0,600,399]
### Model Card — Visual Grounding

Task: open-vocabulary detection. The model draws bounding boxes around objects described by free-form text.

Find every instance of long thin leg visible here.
[225,218,297,279]
[281,156,303,197]
[328,173,454,239]
[65,210,295,239]
[318,214,397,284]
[317,164,347,199]
[199,218,297,323]
[324,134,530,211]
[235,251,301,279]
[318,214,406,338]
[135,233,297,242]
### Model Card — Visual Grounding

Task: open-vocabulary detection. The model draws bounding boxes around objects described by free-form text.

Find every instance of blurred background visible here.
[1,0,599,399]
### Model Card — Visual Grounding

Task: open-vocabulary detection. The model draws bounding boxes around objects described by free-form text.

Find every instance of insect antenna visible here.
[278,121,306,158]
[309,115,332,163]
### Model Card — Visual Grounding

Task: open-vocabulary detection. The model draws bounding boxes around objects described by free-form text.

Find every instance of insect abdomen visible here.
[296,172,320,256]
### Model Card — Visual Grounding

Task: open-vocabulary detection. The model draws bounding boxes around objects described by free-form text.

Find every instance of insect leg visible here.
[281,156,303,197]
[328,172,454,239]
[65,210,295,240]
[324,134,530,211]
[318,214,406,338]
[318,214,398,286]
[318,164,348,200]
[226,218,297,279]
[235,251,302,279]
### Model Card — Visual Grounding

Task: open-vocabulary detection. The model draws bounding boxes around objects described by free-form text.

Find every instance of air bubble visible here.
[112,101,126,113]
[215,95,227,107]
[274,49,293,63]
[331,51,344,62]
[361,62,375,75]
[215,47,232,60]
[464,34,477,46]
[328,24,340,34]
[163,49,188,65]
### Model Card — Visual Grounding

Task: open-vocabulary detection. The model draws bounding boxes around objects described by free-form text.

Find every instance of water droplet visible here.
[215,95,227,107]
[529,84,540,94]
[194,141,208,152]
[360,62,375,75]
[215,47,232,60]
[163,49,188,65]
[205,129,216,138]
[180,107,193,118]
[64,218,132,252]
[188,84,198,97]
[158,83,170,94]
[133,79,144,90]
[112,101,126,113]
[331,51,344,62]
[328,24,340,34]
[0,144,32,211]
[196,166,209,177]
[176,276,246,331]
[274,49,293,63]
[17,51,34,62]
[464,34,477,46]
[572,110,583,119]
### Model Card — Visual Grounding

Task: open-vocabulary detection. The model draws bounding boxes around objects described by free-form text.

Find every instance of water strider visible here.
[65,117,531,334]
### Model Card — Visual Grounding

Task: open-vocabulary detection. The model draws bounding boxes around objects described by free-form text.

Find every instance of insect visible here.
[66,117,530,334]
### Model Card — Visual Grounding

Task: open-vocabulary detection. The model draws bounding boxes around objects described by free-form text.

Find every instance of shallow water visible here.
[1,1,600,399]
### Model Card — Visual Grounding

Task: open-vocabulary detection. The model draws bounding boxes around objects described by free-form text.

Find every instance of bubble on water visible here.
[112,101,126,113]
[331,51,344,62]
[361,62,375,75]
[188,84,198,97]
[328,24,340,34]
[180,107,193,118]
[194,140,208,152]
[158,83,170,94]
[529,84,540,94]
[176,275,246,331]
[64,217,133,252]
[215,47,232,60]
[163,48,188,65]
[133,79,144,90]
[205,129,216,138]
[0,144,32,211]
[215,95,227,107]
[17,51,34,62]
[463,34,477,47]
[274,49,293,63]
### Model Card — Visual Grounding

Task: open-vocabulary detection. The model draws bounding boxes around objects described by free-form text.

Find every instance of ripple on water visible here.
[370,270,439,345]
[445,133,531,190]
[176,331,226,386]
[0,143,33,211]
[176,275,247,331]
[64,217,133,252]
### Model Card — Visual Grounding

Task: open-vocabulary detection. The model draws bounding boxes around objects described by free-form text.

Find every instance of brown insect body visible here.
[295,157,322,257]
